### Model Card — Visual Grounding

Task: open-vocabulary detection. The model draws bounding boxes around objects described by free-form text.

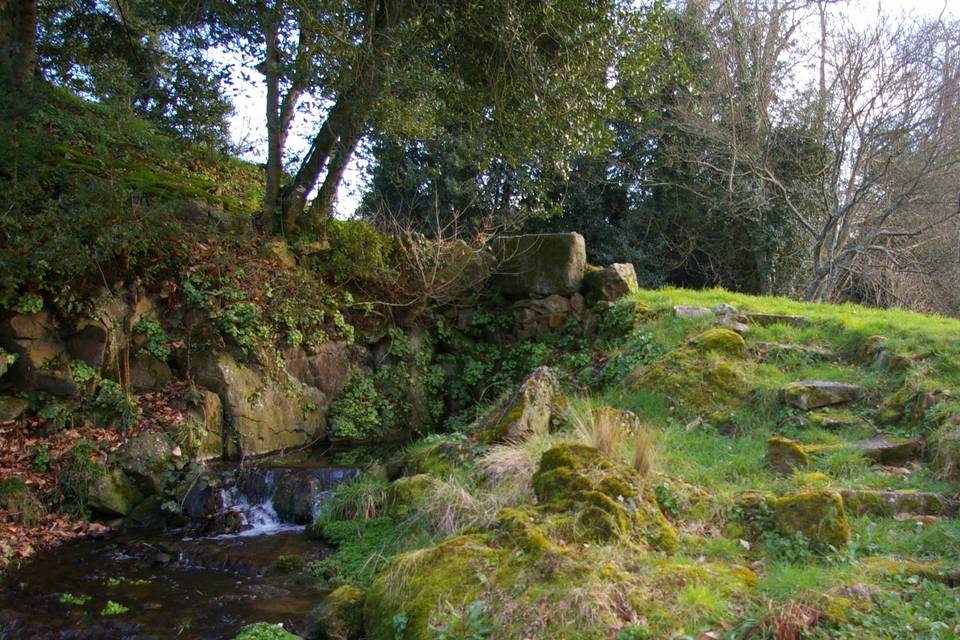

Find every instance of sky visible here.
[222,0,959,219]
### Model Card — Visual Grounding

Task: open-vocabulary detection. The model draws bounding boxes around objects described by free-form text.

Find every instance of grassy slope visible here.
[318,285,960,640]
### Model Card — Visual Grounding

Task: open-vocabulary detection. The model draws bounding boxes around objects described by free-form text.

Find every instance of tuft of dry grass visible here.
[573,404,630,459]
[631,427,655,476]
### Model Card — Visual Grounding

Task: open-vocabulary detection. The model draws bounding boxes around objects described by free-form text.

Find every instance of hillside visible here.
[0,93,959,640]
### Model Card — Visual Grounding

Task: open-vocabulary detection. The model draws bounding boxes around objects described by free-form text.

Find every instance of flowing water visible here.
[0,454,365,639]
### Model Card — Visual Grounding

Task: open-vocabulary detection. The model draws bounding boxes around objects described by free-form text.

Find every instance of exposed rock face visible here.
[0,311,74,395]
[272,470,321,524]
[488,232,586,297]
[782,380,864,410]
[772,490,850,548]
[195,351,326,458]
[583,263,638,302]
[479,366,560,442]
[129,354,174,391]
[88,467,144,517]
[283,341,370,397]
[113,430,183,495]
[179,388,226,461]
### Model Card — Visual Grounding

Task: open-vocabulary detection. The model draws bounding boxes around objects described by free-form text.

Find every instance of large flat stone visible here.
[195,351,327,458]
[782,380,864,410]
[853,436,924,465]
[488,233,586,297]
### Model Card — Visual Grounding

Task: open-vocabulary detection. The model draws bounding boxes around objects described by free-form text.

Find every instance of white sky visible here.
[223,0,958,218]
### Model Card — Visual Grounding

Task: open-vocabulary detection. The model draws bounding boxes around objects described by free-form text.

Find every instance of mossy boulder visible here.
[628,331,751,418]
[488,232,586,297]
[308,584,365,640]
[112,430,183,495]
[479,366,560,443]
[388,474,437,518]
[766,436,811,474]
[88,467,144,517]
[782,380,864,410]
[387,436,473,480]
[532,444,678,551]
[364,535,500,640]
[582,262,638,303]
[772,491,849,548]
[690,328,747,357]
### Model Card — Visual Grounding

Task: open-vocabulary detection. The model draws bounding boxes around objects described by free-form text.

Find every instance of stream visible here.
[0,452,367,639]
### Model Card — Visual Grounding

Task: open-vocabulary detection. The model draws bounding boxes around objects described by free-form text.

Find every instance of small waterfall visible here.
[210,466,360,537]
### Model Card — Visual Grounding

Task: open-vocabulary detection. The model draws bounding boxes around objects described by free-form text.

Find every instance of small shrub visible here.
[133,317,173,361]
[59,592,91,606]
[429,600,495,640]
[57,440,102,518]
[29,443,51,472]
[91,379,138,430]
[100,600,129,616]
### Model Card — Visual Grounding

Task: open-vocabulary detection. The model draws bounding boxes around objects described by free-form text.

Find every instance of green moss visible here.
[628,336,752,419]
[234,622,303,640]
[773,491,850,549]
[311,585,365,640]
[363,535,499,640]
[690,328,747,357]
[388,474,437,519]
[532,444,678,551]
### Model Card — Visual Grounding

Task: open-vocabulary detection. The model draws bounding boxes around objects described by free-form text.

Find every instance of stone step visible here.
[839,489,957,517]
[766,435,924,474]
[782,380,864,410]
[753,342,833,363]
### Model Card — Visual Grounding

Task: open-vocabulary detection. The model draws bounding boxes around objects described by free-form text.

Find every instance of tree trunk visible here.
[304,123,363,224]
[263,1,284,232]
[0,0,38,91]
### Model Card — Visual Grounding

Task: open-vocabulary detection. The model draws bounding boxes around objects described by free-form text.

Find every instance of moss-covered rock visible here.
[782,380,864,410]
[772,490,849,548]
[308,584,365,640]
[88,467,144,517]
[388,436,474,480]
[852,435,923,465]
[690,328,747,357]
[0,478,44,525]
[582,263,639,303]
[532,444,678,551]
[766,436,811,474]
[112,430,183,495]
[479,366,560,443]
[364,535,499,640]
[388,474,437,519]
[194,351,326,458]
[839,489,950,517]
[488,232,586,297]
[628,333,750,418]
